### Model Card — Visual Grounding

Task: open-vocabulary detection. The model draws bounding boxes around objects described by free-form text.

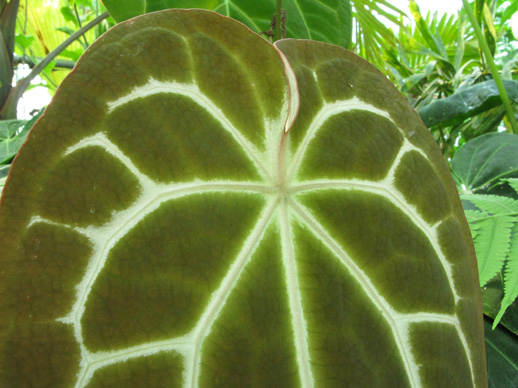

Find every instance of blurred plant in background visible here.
[383,0,518,159]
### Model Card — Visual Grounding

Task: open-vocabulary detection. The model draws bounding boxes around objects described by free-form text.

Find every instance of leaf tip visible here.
[274,41,300,133]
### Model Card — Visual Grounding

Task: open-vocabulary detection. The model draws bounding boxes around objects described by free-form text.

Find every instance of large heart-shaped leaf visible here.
[0,9,486,388]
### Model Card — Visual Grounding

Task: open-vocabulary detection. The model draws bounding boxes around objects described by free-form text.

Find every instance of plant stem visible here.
[273,0,282,42]
[74,3,90,47]
[13,55,76,69]
[462,0,518,134]
[0,11,109,119]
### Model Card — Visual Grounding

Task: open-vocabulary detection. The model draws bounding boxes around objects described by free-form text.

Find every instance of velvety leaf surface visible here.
[0,9,485,388]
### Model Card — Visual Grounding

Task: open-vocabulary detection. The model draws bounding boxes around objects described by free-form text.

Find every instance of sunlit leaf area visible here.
[1,0,518,387]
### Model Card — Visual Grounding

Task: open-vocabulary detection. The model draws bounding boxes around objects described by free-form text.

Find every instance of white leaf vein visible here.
[106,78,272,182]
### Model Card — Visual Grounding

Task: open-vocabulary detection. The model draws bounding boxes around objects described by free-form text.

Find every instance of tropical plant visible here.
[102,0,353,46]
[5,0,111,118]
[0,7,486,388]
[0,110,42,190]
[349,0,406,69]
[463,181,518,325]
[102,0,408,71]
[1,0,111,119]
[451,131,518,323]
[384,0,518,160]
[384,1,480,104]
[14,0,110,94]
[449,130,518,386]
[410,2,518,380]
[0,0,111,197]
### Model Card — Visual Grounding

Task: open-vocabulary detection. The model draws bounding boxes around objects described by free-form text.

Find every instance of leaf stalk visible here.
[274,0,282,41]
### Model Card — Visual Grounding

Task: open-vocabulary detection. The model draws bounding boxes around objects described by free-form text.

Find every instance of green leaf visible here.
[61,6,79,26]
[464,209,487,240]
[409,0,447,59]
[482,276,518,335]
[0,119,27,164]
[0,9,486,387]
[60,47,84,61]
[0,110,44,164]
[102,0,353,48]
[462,195,518,267]
[507,178,518,193]
[0,163,9,192]
[462,184,518,327]
[484,317,518,388]
[465,208,489,222]
[56,26,77,36]
[462,193,518,214]
[493,179,518,328]
[418,80,518,128]
[451,132,518,192]
[100,0,145,21]
[351,0,405,68]
[462,202,514,286]
[495,220,518,327]
[15,33,35,50]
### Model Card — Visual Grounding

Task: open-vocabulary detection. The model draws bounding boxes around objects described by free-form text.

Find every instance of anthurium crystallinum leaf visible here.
[0,9,486,388]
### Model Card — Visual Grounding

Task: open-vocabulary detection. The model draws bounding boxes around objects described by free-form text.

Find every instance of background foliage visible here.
[1,0,518,385]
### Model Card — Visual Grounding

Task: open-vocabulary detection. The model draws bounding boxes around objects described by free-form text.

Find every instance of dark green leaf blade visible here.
[418,80,518,128]
[0,119,27,163]
[99,0,146,22]
[485,317,518,388]
[103,0,353,47]
[451,132,518,192]
[0,109,44,164]
[482,276,518,335]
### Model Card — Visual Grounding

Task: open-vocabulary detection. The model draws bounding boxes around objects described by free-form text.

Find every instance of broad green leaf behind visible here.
[418,80,518,128]
[451,132,518,193]
[102,0,352,48]
[484,317,518,388]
